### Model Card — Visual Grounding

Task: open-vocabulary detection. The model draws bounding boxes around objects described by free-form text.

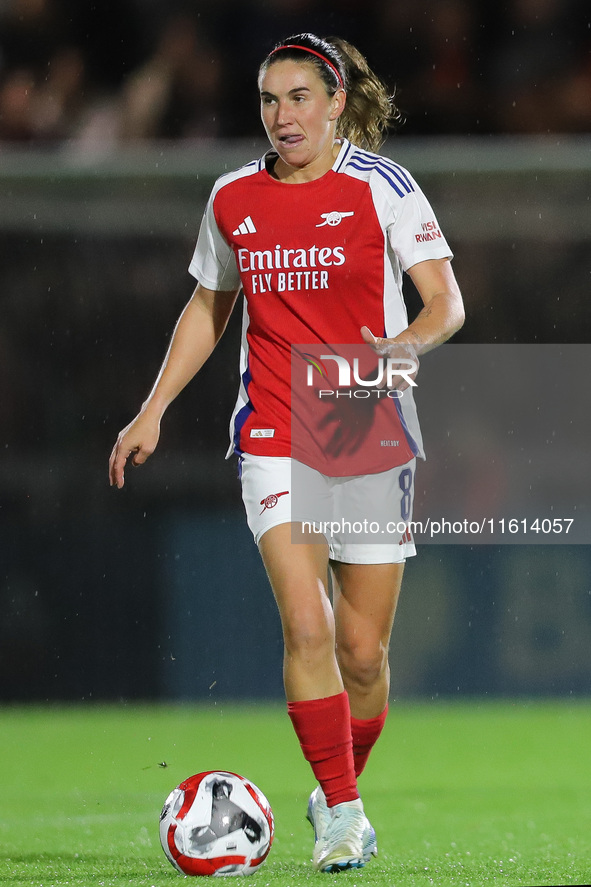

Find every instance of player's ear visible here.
[329,88,346,121]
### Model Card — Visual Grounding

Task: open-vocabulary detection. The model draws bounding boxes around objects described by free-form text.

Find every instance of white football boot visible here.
[308,787,378,869]
[362,815,378,862]
[312,797,368,872]
[307,786,332,861]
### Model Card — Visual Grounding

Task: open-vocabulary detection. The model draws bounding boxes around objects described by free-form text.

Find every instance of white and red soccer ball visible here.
[160,770,274,877]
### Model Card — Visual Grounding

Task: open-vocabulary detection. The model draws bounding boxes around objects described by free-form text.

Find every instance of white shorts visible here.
[239,453,417,565]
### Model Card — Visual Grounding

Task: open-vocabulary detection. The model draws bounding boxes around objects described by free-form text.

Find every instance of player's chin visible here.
[274,137,307,162]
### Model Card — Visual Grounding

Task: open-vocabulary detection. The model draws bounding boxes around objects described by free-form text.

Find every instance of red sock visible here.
[287,691,359,807]
[350,705,388,777]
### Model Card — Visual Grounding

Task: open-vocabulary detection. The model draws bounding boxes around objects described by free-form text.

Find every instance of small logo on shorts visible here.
[250,428,275,438]
[259,490,289,514]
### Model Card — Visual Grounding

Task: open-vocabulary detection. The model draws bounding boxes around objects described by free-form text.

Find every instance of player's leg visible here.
[328,460,414,775]
[333,561,403,721]
[333,561,403,772]
[315,560,402,865]
[240,454,345,711]
[241,456,368,870]
[241,456,356,795]
[259,523,366,871]
[258,522,341,702]
[258,523,358,804]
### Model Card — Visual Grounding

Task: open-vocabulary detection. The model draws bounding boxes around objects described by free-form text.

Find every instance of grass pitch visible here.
[1,701,590,886]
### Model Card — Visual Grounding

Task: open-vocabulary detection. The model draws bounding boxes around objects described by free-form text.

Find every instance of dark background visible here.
[1,0,590,142]
[1,0,590,702]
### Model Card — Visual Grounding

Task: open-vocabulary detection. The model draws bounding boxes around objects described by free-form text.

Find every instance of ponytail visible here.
[261,34,400,152]
[331,37,401,152]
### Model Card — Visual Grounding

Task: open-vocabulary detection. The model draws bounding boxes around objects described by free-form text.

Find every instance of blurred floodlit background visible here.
[1,0,590,703]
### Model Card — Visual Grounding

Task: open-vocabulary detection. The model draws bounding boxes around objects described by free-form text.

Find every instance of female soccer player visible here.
[109,34,464,872]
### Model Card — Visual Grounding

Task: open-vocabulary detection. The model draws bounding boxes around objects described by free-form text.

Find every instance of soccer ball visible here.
[159,770,274,877]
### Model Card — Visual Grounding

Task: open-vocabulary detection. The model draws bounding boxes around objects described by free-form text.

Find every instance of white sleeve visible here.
[188,190,241,291]
[385,173,453,272]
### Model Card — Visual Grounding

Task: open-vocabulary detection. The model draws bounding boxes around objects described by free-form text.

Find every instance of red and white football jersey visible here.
[189,139,452,474]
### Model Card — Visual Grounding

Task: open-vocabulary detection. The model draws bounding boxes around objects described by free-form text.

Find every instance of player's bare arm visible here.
[404,257,464,349]
[109,284,239,489]
[362,257,464,353]
[361,257,464,390]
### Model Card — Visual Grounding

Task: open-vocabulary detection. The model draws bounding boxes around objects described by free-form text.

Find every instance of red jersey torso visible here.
[190,141,453,474]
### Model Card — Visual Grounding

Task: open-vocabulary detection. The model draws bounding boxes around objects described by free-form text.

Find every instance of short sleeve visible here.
[386,174,453,272]
[189,190,241,291]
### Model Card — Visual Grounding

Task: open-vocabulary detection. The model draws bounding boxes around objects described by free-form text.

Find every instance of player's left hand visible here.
[360,326,419,391]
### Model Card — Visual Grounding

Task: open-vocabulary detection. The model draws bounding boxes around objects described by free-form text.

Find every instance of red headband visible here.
[269,44,345,89]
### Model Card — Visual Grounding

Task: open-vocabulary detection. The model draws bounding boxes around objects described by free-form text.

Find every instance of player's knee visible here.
[282,615,334,661]
[337,639,387,689]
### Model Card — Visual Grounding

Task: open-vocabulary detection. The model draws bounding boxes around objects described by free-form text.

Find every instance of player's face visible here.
[259,60,345,180]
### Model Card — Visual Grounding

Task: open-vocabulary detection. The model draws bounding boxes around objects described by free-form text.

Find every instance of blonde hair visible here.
[261,33,400,152]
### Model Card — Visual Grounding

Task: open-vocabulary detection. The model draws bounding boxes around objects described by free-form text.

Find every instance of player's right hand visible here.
[108,411,161,489]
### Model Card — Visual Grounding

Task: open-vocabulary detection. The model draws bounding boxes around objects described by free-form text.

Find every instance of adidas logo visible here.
[233,215,257,236]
